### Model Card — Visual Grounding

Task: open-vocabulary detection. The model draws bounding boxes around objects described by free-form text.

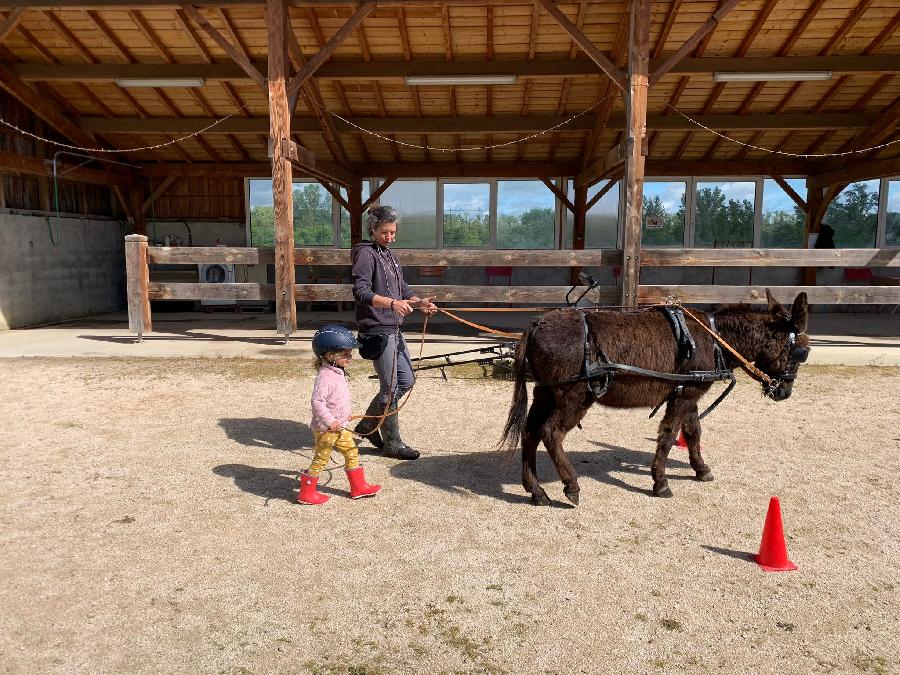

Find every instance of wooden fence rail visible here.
[128,236,900,338]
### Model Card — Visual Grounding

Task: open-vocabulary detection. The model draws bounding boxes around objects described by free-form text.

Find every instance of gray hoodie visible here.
[351,240,414,334]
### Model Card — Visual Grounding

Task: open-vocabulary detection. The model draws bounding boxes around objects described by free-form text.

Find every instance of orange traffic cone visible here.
[674,431,689,450]
[756,496,797,572]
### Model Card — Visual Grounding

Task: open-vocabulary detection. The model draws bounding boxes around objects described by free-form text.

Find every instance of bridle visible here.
[762,331,809,399]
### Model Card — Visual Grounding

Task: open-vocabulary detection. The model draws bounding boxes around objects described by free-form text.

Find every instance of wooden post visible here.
[124,234,151,340]
[129,182,146,236]
[348,183,363,245]
[570,184,588,285]
[801,185,825,286]
[267,0,296,338]
[621,0,650,308]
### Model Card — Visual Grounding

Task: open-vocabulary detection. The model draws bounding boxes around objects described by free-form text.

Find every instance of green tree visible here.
[293,183,332,246]
[498,207,554,248]
[641,194,684,246]
[694,185,754,246]
[825,182,879,247]
[762,204,805,247]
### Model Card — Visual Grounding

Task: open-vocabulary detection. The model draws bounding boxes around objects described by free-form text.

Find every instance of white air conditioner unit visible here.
[198,263,236,306]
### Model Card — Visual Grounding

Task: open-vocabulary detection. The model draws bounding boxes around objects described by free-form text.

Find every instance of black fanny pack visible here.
[357,333,389,360]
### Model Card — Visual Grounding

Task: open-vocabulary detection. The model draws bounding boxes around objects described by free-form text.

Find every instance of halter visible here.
[763,331,810,398]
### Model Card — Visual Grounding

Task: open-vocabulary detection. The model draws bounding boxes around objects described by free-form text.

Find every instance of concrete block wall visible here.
[0,213,126,330]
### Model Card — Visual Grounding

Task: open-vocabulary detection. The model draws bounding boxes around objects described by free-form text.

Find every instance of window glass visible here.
[248,179,334,247]
[642,181,686,246]
[564,180,620,248]
[497,180,555,249]
[887,180,900,247]
[442,182,490,247]
[824,180,880,247]
[377,180,437,248]
[248,178,275,247]
[339,181,371,248]
[761,178,805,248]
[694,180,755,247]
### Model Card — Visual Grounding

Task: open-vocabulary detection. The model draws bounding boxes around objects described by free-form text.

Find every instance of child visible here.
[299,324,381,505]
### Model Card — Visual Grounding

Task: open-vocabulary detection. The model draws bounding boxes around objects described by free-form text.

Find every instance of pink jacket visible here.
[310,364,352,432]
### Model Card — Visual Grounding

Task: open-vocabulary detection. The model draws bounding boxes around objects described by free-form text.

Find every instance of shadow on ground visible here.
[218,416,314,451]
[389,443,695,504]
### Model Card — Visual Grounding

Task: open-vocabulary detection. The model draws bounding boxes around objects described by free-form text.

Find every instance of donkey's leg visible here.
[522,387,554,506]
[541,394,591,505]
[682,405,714,482]
[652,400,688,498]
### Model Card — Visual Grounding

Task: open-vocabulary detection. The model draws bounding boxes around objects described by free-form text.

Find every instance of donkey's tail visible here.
[496,329,530,454]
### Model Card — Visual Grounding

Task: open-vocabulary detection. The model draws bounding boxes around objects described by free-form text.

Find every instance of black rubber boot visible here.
[353,395,385,450]
[381,405,419,460]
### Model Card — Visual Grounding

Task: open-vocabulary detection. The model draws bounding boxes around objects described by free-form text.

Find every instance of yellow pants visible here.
[308,429,360,476]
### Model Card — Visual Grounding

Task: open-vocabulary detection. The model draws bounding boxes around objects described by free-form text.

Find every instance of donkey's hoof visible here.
[696,470,715,482]
[531,493,551,507]
[564,488,580,506]
[653,485,673,498]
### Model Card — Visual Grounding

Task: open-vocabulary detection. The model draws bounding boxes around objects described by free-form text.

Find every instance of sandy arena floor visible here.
[1,357,898,674]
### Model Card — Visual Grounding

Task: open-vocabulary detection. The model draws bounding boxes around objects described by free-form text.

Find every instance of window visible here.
[642,181,686,246]
[248,178,339,247]
[884,179,900,247]
[496,180,555,249]
[564,180,621,248]
[442,182,491,247]
[824,180,879,247]
[248,179,276,247]
[377,180,437,248]
[761,179,805,248]
[694,180,756,248]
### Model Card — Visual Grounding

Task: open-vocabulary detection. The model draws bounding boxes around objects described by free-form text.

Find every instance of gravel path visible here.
[1,358,898,674]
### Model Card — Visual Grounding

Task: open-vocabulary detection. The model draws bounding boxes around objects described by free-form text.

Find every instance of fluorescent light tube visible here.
[713,71,832,82]
[116,78,206,88]
[405,74,517,86]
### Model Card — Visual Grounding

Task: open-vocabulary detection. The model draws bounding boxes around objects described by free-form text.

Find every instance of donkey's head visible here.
[753,289,811,401]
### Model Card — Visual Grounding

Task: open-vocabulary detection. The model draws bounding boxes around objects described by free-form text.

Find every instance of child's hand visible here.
[328,420,342,432]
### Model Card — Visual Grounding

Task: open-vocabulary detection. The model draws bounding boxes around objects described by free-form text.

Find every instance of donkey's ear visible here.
[791,292,809,333]
[765,288,783,314]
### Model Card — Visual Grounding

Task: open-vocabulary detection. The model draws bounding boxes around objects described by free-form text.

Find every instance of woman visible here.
[351,205,437,460]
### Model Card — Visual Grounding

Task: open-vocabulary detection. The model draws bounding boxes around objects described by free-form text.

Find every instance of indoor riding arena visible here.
[1,0,898,673]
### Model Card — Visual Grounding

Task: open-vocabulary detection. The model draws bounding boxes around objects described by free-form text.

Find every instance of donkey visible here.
[498,290,810,504]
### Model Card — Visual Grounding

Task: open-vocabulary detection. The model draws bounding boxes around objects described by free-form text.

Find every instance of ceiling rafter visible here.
[821,0,873,57]
[84,10,133,63]
[182,5,266,91]
[652,0,682,60]
[865,9,900,55]
[174,8,213,63]
[129,9,175,64]
[441,4,452,61]
[44,10,96,63]
[0,7,25,45]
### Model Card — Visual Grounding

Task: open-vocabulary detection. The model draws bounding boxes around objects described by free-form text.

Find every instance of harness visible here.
[543,307,736,420]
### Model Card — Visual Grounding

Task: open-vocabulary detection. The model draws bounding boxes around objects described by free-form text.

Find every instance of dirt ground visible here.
[1,357,898,675]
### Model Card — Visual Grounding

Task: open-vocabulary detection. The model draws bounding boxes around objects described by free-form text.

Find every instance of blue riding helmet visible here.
[312,324,360,358]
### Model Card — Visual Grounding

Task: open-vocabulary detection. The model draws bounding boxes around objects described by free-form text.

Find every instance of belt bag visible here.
[357,332,389,360]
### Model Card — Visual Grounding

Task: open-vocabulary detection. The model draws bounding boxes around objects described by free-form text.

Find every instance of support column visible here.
[348,183,363,245]
[129,182,146,236]
[267,0,296,337]
[801,184,825,286]
[124,234,151,340]
[570,184,587,285]
[621,0,650,308]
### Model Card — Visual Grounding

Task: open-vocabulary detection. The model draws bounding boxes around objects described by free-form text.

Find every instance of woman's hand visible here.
[416,297,438,316]
[390,299,414,316]
[328,420,342,432]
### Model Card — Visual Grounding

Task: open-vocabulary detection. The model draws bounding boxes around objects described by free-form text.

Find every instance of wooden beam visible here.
[14,55,900,83]
[181,4,267,92]
[142,175,177,214]
[621,0,649,308]
[771,175,807,211]
[640,248,900,267]
[807,155,900,190]
[0,149,136,187]
[639,285,900,305]
[125,234,151,337]
[356,162,579,179]
[267,0,296,337]
[540,177,575,213]
[318,180,349,211]
[0,7,24,44]
[586,177,618,211]
[361,176,394,209]
[0,62,99,150]
[534,0,626,92]
[286,2,376,101]
[650,0,742,85]
[80,111,878,136]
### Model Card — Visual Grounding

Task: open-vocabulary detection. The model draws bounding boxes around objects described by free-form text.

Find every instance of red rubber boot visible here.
[345,467,381,499]
[297,471,329,505]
